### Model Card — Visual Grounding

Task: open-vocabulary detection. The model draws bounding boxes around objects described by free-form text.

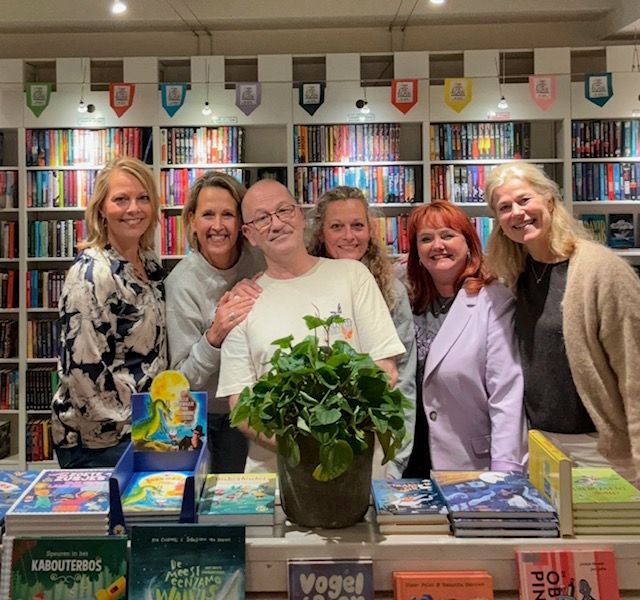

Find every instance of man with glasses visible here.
[217,179,406,473]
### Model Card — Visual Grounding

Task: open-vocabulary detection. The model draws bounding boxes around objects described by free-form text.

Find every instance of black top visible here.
[515,257,596,434]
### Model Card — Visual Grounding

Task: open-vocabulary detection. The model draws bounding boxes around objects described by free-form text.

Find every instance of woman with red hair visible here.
[404,201,527,474]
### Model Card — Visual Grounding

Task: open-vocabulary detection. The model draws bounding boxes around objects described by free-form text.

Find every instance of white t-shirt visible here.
[217,257,406,472]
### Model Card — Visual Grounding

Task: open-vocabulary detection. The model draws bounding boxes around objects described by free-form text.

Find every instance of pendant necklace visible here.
[432,296,454,317]
[530,261,549,284]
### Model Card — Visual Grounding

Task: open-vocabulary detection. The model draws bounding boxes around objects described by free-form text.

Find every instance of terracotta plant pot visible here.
[277,433,374,529]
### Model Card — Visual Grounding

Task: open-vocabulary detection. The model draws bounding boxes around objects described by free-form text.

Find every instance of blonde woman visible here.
[52,157,167,468]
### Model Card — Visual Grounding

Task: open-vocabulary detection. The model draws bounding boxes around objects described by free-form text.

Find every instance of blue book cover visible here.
[121,470,190,515]
[288,558,374,600]
[129,524,245,600]
[431,471,557,519]
[371,479,449,522]
[608,213,635,249]
[0,471,40,524]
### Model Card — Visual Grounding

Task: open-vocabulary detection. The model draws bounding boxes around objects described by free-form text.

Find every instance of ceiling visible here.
[1,0,640,58]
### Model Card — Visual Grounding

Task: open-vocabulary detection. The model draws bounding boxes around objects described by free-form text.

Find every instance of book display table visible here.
[245,508,640,599]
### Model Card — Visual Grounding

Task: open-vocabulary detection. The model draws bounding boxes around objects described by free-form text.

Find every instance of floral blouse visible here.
[51,245,167,450]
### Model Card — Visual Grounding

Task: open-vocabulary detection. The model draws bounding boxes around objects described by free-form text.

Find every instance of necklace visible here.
[530,261,549,284]
[432,296,455,317]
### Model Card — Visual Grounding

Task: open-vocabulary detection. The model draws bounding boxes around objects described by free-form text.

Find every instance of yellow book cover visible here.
[528,429,574,536]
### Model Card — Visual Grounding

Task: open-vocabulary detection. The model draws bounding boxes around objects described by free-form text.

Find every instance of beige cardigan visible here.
[563,240,640,480]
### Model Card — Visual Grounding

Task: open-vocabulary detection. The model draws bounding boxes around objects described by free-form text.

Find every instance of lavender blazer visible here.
[419,282,527,471]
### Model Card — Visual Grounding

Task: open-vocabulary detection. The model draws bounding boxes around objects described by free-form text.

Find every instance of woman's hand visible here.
[230,273,263,299]
[206,290,256,348]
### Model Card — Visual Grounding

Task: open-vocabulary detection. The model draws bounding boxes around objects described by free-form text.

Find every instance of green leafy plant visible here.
[230,314,411,481]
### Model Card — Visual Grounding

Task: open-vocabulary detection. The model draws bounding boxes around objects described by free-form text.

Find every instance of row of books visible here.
[295,165,418,205]
[0,271,17,309]
[159,126,245,166]
[573,161,640,201]
[161,214,190,257]
[431,163,496,203]
[27,219,86,258]
[0,369,18,410]
[294,123,403,164]
[26,269,66,309]
[0,172,16,210]
[26,127,149,167]
[373,215,411,256]
[572,119,640,158]
[27,318,60,359]
[25,367,58,411]
[580,213,637,249]
[0,221,17,259]
[25,417,53,462]
[160,167,245,207]
[0,320,17,359]
[26,169,98,208]
[430,122,532,161]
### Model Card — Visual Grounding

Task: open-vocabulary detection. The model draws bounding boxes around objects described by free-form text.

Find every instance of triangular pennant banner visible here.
[26,83,52,118]
[299,82,325,116]
[585,73,613,107]
[161,83,187,117]
[444,79,472,113]
[236,82,262,116]
[529,75,557,111]
[110,83,136,117]
[391,79,418,114]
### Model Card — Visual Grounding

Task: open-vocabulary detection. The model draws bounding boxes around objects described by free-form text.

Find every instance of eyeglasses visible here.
[244,204,298,231]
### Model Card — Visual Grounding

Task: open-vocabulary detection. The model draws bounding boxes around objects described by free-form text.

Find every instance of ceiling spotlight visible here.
[355,99,370,114]
[112,0,127,14]
[429,0,446,4]
[77,100,88,114]
[497,95,509,110]
[202,101,212,116]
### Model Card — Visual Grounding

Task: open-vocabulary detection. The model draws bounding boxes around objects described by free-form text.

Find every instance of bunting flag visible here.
[109,83,136,117]
[299,82,325,116]
[161,83,187,117]
[25,83,52,118]
[529,75,557,111]
[391,79,418,114]
[584,73,613,107]
[444,79,472,113]
[236,82,262,116]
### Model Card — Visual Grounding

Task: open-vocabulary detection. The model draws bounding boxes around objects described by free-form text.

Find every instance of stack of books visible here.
[198,473,276,536]
[120,470,192,525]
[4,469,111,537]
[572,467,640,535]
[432,471,559,538]
[0,471,40,536]
[371,479,450,535]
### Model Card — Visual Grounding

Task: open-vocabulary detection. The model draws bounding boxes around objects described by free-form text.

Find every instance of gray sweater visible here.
[165,244,266,413]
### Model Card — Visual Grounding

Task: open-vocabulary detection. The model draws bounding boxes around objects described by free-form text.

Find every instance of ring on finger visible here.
[229,312,237,322]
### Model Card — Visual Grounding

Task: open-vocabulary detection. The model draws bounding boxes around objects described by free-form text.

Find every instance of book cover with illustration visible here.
[128,524,245,600]
[580,214,607,245]
[288,558,374,600]
[371,479,449,523]
[607,213,635,249]
[121,470,190,515]
[573,467,640,510]
[5,469,111,518]
[7,536,127,600]
[132,370,207,453]
[393,570,493,600]
[199,473,276,525]
[0,471,40,525]
[527,430,574,536]
[516,549,619,600]
[431,471,556,519]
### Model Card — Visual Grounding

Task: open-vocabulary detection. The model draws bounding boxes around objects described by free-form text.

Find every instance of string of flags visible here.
[24,73,616,118]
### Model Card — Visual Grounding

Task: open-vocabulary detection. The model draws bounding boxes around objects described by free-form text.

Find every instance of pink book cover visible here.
[516,549,619,600]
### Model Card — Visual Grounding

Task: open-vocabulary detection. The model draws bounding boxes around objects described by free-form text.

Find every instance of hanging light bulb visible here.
[360,101,370,115]
[202,101,212,116]
[77,100,88,113]
[77,60,88,113]
[497,95,508,110]
[112,0,127,14]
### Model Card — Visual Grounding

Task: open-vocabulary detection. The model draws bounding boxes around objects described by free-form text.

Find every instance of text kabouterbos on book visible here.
[393,570,493,600]
[288,558,374,600]
[516,549,620,600]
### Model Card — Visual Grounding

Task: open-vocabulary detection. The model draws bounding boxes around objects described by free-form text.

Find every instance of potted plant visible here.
[230,314,411,528]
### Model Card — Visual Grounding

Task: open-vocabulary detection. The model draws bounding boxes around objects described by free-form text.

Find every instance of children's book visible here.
[527,430,574,536]
[573,524,640,535]
[378,522,451,535]
[129,524,245,600]
[371,479,449,523]
[572,467,640,510]
[516,549,620,600]
[453,517,558,529]
[453,527,559,538]
[607,213,635,249]
[393,570,493,600]
[198,473,276,526]
[288,558,374,600]
[121,470,190,515]
[431,471,557,519]
[0,471,40,526]
[132,370,207,453]
[6,536,127,600]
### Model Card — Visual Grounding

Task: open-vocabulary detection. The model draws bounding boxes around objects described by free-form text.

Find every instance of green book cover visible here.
[8,536,127,600]
[573,467,640,509]
[129,524,245,600]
